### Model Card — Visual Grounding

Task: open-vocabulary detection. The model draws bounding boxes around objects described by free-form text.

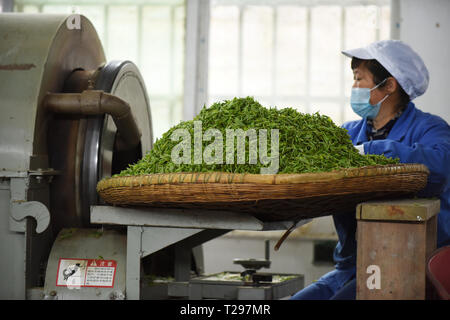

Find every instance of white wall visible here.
[394,0,450,123]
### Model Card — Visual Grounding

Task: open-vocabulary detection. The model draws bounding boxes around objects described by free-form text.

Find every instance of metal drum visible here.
[0,13,153,299]
[0,13,106,299]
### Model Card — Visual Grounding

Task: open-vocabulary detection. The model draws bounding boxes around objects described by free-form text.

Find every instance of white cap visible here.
[342,40,429,100]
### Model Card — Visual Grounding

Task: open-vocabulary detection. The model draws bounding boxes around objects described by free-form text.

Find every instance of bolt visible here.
[87,80,94,90]
[110,291,125,300]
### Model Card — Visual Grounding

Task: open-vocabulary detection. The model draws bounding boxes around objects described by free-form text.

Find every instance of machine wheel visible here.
[80,60,154,227]
[48,60,153,233]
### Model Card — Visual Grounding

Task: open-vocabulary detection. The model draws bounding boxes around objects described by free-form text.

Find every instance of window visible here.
[14,0,186,140]
[208,0,391,126]
[13,0,391,137]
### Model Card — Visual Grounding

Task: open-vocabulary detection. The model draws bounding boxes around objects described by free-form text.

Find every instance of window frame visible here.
[208,0,391,125]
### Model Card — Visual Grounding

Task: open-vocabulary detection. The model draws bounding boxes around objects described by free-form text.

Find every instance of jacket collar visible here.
[387,102,416,142]
[353,102,416,144]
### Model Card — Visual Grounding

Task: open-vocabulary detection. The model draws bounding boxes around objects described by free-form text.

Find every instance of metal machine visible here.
[0,13,304,300]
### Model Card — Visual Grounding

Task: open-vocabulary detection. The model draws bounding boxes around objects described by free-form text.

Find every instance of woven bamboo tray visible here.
[97,164,429,222]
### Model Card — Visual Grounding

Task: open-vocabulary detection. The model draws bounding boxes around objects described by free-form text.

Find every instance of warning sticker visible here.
[56,258,117,288]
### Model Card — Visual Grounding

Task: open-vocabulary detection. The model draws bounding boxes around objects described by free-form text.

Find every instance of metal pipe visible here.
[43,90,141,150]
[63,69,99,92]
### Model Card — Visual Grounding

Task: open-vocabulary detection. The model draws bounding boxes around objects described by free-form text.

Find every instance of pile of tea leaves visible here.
[116,97,398,176]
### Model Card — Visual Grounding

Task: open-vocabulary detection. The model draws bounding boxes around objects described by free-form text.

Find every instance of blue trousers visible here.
[290,266,356,300]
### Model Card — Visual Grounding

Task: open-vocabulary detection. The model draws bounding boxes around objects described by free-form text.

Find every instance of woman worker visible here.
[291,40,450,300]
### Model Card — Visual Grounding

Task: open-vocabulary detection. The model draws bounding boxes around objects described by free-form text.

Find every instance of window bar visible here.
[137,5,143,69]
[103,5,109,54]
[375,5,381,41]
[390,0,400,39]
[237,4,244,97]
[176,4,185,113]
[339,5,346,125]
[169,4,176,124]
[305,6,311,114]
[271,5,277,107]
[183,0,210,119]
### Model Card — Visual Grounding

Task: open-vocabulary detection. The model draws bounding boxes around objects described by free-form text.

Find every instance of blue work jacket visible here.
[334,102,450,269]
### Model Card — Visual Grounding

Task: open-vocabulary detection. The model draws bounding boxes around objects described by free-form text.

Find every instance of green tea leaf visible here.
[116,97,399,176]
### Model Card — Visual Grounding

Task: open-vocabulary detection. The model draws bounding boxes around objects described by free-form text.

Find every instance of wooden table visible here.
[356,198,440,300]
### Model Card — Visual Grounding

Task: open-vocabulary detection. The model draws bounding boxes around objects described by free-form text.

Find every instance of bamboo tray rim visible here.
[97,163,429,192]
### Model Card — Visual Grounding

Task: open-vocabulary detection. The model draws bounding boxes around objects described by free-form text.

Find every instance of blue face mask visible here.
[350,79,389,119]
